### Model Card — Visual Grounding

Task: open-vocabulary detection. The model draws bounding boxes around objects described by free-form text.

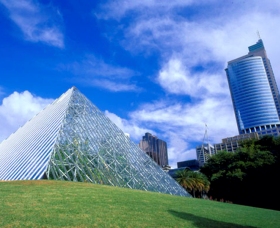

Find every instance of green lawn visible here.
[0,180,279,227]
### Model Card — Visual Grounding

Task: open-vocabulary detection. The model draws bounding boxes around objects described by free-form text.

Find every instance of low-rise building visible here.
[177,159,200,171]
[195,132,259,166]
[214,132,259,153]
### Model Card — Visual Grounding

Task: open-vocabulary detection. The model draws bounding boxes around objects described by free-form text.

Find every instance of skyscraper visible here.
[226,39,280,135]
[139,133,168,167]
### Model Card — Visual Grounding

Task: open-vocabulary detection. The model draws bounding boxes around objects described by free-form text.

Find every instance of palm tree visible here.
[176,170,210,198]
[176,169,193,192]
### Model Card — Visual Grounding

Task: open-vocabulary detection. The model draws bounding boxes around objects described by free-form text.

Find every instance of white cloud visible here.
[166,131,196,168]
[130,97,238,143]
[105,110,153,141]
[104,96,238,168]
[0,0,64,48]
[62,55,140,92]
[97,0,194,20]
[158,58,228,97]
[92,80,139,92]
[0,90,53,142]
[105,109,195,168]
[81,56,135,78]
[122,11,280,65]
[99,1,280,84]
[94,0,280,168]
[136,96,238,167]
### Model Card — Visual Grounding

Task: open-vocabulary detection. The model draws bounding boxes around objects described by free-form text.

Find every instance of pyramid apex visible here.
[0,86,190,197]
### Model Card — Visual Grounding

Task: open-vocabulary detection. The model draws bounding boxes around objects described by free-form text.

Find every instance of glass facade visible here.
[196,143,215,167]
[139,133,168,167]
[177,159,200,171]
[0,87,190,197]
[226,40,280,134]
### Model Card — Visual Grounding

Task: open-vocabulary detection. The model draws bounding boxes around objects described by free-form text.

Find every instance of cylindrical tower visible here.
[226,56,280,134]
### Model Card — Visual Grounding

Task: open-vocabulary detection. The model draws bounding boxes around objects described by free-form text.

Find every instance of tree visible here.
[176,170,210,198]
[176,169,195,193]
[200,139,278,209]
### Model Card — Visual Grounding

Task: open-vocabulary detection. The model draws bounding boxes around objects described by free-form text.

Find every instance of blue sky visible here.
[1,0,280,168]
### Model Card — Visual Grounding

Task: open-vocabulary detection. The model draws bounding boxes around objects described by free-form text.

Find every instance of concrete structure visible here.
[214,132,259,153]
[139,133,168,167]
[0,87,190,197]
[226,39,280,135]
[196,133,259,166]
[196,143,215,167]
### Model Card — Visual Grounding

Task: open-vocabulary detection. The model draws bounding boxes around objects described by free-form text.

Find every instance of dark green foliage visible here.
[200,136,280,210]
[176,170,210,198]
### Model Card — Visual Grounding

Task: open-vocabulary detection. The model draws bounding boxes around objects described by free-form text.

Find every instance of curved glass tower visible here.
[226,39,280,135]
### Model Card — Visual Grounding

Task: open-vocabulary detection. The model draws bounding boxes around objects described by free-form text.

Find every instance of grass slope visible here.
[0,180,279,228]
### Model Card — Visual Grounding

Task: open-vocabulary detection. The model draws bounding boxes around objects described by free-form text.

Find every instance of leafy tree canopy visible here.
[200,136,279,210]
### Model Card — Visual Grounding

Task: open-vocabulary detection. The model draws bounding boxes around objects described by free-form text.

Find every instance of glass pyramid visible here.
[0,87,190,197]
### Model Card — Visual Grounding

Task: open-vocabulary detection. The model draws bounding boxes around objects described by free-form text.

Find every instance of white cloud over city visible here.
[95,0,280,167]
[0,91,53,142]
[1,1,280,168]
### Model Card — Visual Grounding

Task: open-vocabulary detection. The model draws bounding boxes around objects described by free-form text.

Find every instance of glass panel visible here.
[46,88,190,197]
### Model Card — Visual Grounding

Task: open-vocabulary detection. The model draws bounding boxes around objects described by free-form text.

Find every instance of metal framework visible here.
[0,87,190,197]
[196,124,215,166]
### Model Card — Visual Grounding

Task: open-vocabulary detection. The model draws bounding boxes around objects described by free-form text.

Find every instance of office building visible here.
[139,132,168,167]
[226,39,280,135]
[168,159,199,179]
[0,87,189,197]
[196,143,215,167]
[214,132,259,153]
[177,159,200,171]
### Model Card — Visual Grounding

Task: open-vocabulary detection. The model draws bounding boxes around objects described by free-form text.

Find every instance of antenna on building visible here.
[197,123,213,166]
[204,123,209,145]
[257,30,261,40]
